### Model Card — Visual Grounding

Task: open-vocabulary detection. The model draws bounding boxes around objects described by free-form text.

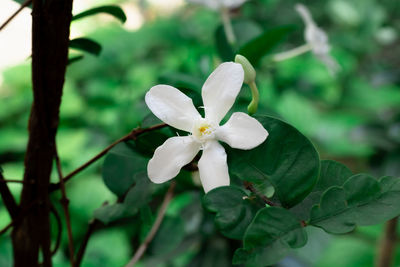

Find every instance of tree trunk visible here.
[11,0,73,266]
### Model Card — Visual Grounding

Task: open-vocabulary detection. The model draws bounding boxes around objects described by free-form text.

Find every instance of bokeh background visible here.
[0,0,399,266]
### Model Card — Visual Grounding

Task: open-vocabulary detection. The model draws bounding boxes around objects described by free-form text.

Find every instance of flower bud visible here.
[235,54,256,84]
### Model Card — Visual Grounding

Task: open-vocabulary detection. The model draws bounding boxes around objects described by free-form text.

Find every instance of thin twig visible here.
[125,182,176,267]
[0,199,39,236]
[244,181,277,207]
[0,179,25,184]
[75,219,101,266]
[50,204,62,256]
[376,217,398,267]
[0,172,19,219]
[49,123,167,192]
[55,149,75,267]
[0,0,32,31]
[0,220,13,235]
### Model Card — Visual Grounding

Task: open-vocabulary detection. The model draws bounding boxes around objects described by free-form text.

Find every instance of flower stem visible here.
[376,217,398,267]
[247,81,259,115]
[220,7,236,46]
[272,43,312,62]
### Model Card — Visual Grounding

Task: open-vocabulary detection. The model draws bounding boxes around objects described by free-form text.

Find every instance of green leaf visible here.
[72,5,127,23]
[93,203,135,224]
[67,55,85,65]
[149,216,185,256]
[203,186,258,240]
[228,115,320,208]
[233,207,307,266]
[69,38,102,56]
[310,175,400,234]
[238,25,295,66]
[124,176,152,208]
[102,142,147,197]
[291,160,353,221]
[215,20,263,61]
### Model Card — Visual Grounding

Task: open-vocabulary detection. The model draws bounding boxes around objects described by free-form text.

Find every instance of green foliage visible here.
[69,37,102,56]
[233,207,307,266]
[238,25,295,66]
[102,142,147,197]
[228,115,320,208]
[310,175,400,233]
[203,186,258,240]
[72,5,127,23]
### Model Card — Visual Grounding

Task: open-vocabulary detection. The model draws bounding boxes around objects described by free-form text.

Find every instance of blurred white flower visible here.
[145,62,268,193]
[187,0,247,10]
[295,3,340,74]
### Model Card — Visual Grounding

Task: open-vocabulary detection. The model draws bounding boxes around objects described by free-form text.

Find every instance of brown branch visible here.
[244,181,277,207]
[75,219,101,267]
[0,220,14,236]
[49,123,167,192]
[125,181,176,267]
[0,172,19,219]
[49,205,62,256]
[0,0,32,31]
[376,217,398,267]
[0,179,25,184]
[54,149,75,267]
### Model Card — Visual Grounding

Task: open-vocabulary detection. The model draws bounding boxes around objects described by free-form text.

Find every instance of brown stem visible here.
[0,0,32,31]
[49,123,167,192]
[125,182,176,267]
[0,172,19,219]
[244,181,277,207]
[75,219,101,266]
[376,217,398,267]
[0,179,25,184]
[55,150,75,267]
[11,0,73,266]
[49,204,62,256]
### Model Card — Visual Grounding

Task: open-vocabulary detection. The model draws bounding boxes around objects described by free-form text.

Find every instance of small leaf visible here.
[203,186,258,240]
[238,25,295,66]
[233,207,307,266]
[102,143,147,197]
[228,115,320,208]
[72,5,127,23]
[291,160,353,221]
[93,203,136,224]
[67,55,85,65]
[69,37,102,56]
[310,175,400,234]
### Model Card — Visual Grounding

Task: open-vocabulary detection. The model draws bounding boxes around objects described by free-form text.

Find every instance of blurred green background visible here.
[0,0,399,266]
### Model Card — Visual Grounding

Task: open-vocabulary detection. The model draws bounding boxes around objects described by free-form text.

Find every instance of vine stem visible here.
[0,0,32,31]
[49,123,167,192]
[55,149,75,267]
[220,7,236,46]
[376,217,398,267]
[125,181,176,267]
[272,43,312,62]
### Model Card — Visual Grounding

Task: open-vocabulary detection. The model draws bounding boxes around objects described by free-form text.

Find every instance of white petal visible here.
[295,4,316,27]
[198,141,230,193]
[145,85,201,132]
[202,62,244,124]
[216,112,268,150]
[148,136,200,183]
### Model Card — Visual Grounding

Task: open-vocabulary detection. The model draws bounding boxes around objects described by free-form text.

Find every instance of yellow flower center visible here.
[192,119,215,142]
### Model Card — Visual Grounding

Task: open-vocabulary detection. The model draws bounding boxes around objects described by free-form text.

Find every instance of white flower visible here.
[187,0,247,10]
[295,3,340,74]
[145,62,268,193]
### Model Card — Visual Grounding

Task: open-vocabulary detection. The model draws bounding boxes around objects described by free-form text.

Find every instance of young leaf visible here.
[310,175,400,234]
[203,186,258,240]
[291,160,353,221]
[102,142,147,197]
[228,115,320,208]
[69,37,102,56]
[233,207,307,266]
[238,25,295,66]
[72,5,127,23]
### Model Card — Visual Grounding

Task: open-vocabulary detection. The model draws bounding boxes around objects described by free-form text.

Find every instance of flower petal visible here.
[202,62,244,124]
[148,136,200,183]
[145,85,201,132]
[198,141,230,193]
[216,112,268,150]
